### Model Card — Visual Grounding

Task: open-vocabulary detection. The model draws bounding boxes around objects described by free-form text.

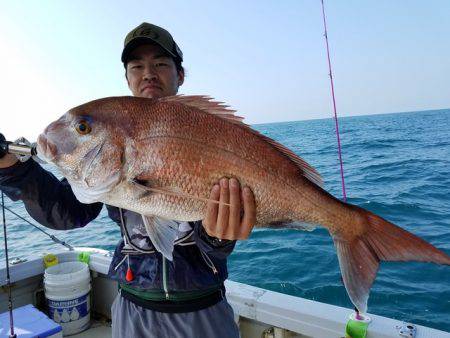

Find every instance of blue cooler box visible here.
[0,304,62,338]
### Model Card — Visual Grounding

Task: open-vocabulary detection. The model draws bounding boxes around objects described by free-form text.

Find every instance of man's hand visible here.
[202,177,256,240]
[0,133,18,168]
[0,154,18,169]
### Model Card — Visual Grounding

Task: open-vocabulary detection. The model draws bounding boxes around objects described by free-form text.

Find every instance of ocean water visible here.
[1,109,450,332]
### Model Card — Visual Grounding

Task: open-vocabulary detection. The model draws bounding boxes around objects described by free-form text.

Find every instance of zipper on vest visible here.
[162,256,169,299]
[200,251,218,274]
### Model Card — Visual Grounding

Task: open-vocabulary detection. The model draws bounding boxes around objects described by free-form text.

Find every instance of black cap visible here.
[121,22,183,64]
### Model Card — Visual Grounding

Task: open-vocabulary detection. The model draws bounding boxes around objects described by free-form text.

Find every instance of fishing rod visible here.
[1,140,37,157]
[320,0,347,203]
[1,134,74,336]
[0,134,73,249]
[2,192,17,338]
[0,134,39,162]
[319,2,372,335]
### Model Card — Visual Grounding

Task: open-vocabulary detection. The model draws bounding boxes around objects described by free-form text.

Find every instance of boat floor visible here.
[71,320,111,338]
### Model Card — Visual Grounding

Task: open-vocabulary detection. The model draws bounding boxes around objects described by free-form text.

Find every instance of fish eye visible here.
[75,120,91,135]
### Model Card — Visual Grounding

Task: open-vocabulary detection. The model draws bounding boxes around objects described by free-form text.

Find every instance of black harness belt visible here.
[119,284,225,313]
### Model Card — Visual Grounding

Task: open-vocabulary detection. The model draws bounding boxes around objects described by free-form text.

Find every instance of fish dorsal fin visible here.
[159,95,323,187]
[160,95,244,125]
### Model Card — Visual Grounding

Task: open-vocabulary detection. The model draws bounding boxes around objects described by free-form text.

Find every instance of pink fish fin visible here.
[159,95,245,125]
[131,179,231,206]
[159,95,323,187]
[142,215,182,261]
[333,207,450,313]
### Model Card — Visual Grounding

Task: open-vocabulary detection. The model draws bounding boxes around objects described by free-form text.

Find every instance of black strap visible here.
[119,286,225,313]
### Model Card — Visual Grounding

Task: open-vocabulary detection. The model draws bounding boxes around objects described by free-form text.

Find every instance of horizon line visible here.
[251,107,450,126]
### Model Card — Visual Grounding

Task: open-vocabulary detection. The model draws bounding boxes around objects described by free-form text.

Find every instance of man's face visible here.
[126,44,184,98]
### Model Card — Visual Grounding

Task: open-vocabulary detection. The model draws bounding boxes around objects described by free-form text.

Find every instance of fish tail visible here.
[332,206,450,313]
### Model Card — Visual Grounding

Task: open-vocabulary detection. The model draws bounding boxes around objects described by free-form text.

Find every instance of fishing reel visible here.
[0,133,40,163]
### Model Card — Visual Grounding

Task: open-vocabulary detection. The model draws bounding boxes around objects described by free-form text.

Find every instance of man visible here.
[0,22,256,337]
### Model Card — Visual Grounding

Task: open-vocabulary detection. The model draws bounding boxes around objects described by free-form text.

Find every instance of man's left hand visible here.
[202,177,256,240]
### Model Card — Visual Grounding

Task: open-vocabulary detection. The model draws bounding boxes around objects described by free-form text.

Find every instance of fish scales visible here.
[112,97,314,224]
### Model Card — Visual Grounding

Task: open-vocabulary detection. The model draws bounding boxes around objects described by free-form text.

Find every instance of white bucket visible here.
[44,261,91,336]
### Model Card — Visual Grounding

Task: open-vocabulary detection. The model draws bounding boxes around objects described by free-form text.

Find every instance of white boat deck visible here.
[1,248,450,338]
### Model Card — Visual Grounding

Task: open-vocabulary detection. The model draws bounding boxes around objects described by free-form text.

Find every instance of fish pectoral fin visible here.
[142,215,181,261]
[132,178,184,195]
[130,178,230,206]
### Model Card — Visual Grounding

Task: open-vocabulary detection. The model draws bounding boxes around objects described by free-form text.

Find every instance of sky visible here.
[1,0,449,140]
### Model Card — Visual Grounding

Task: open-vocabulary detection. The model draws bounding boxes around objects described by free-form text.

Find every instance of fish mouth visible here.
[36,134,57,163]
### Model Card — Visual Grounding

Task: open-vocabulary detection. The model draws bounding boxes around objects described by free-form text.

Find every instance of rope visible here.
[320,0,347,202]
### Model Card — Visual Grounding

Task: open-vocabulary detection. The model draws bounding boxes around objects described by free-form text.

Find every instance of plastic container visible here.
[44,261,91,336]
[0,304,63,338]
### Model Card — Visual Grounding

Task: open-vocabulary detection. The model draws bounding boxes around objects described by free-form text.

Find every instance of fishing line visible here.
[2,192,17,338]
[2,204,74,251]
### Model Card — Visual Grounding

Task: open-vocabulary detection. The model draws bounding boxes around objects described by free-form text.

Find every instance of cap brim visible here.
[121,37,177,63]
